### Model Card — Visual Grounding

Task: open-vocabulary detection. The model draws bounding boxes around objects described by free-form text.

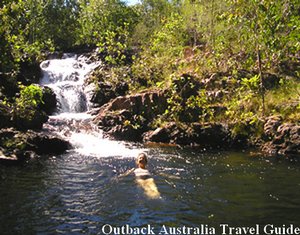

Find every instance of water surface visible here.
[0,147,299,234]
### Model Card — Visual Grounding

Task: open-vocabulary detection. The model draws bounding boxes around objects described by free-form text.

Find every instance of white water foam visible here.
[40,54,144,158]
[69,132,143,158]
[40,54,100,113]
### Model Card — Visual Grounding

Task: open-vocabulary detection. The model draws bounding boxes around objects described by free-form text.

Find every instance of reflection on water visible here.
[0,147,299,234]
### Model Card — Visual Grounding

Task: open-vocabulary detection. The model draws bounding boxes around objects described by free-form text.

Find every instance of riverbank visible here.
[91,89,300,158]
[85,50,299,158]
[0,49,299,164]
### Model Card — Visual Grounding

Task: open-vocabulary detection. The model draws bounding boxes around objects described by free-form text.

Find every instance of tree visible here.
[130,0,173,47]
[78,0,138,46]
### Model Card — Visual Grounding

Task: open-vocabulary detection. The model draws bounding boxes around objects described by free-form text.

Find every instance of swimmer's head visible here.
[136,153,148,168]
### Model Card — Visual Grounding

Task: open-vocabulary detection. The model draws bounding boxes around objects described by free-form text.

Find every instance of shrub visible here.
[13,84,48,130]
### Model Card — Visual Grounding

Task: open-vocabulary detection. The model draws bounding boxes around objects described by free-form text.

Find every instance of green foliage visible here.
[0,0,77,78]
[265,78,300,122]
[97,23,131,65]
[163,74,212,123]
[223,0,300,71]
[130,51,170,89]
[1,0,300,136]
[78,0,138,46]
[130,0,174,46]
[14,84,43,120]
[240,75,260,93]
[150,13,186,57]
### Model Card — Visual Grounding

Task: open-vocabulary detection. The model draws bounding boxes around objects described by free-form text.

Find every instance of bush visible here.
[13,84,48,130]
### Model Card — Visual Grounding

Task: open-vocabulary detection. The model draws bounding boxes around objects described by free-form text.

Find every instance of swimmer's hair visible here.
[137,152,148,164]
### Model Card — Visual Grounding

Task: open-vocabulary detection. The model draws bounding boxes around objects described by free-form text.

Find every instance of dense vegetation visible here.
[0,0,299,138]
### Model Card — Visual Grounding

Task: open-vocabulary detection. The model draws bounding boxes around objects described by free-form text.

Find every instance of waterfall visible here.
[40,54,99,113]
[40,53,143,157]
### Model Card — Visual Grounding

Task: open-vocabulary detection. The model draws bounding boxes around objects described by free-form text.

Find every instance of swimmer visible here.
[121,153,161,199]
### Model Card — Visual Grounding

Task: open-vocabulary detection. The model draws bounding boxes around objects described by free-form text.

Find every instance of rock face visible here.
[262,116,300,156]
[0,102,13,128]
[94,90,168,141]
[0,128,71,164]
[93,88,232,148]
[143,122,230,148]
[12,109,49,130]
[86,81,129,108]
[18,60,42,84]
[41,86,57,114]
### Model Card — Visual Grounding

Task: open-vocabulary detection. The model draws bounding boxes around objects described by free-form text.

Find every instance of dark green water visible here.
[0,145,299,235]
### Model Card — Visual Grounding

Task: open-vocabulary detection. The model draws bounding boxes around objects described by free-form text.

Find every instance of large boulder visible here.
[261,117,300,156]
[18,59,42,84]
[94,90,168,141]
[0,128,71,164]
[12,109,48,130]
[27,132,71,155]
[40,86,57,114]
[86,81,129,108]
[143,122,230,148]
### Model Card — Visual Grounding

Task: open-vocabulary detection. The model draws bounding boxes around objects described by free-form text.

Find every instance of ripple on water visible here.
[1,149,300,234]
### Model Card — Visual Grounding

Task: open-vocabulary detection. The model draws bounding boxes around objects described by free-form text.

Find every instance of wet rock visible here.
[191,123,229,147]
[41,86,57,114]
[143,122,230,148]
[108,124,143,141]
[45,51,63,60]
[0,128,71,164]
[261,120,300,157]
[89,82,115,107]
[28,133,71,155]
[143,127,170,143]
[12,109,48,130]
[0,147,19,165]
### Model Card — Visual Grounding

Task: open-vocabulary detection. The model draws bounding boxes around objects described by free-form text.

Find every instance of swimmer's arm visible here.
[118,168,135,178]
[157,172,181,180]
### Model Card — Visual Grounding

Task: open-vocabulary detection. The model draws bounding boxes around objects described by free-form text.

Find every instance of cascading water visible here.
[40,54,98,113]
[40,54,142,157]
